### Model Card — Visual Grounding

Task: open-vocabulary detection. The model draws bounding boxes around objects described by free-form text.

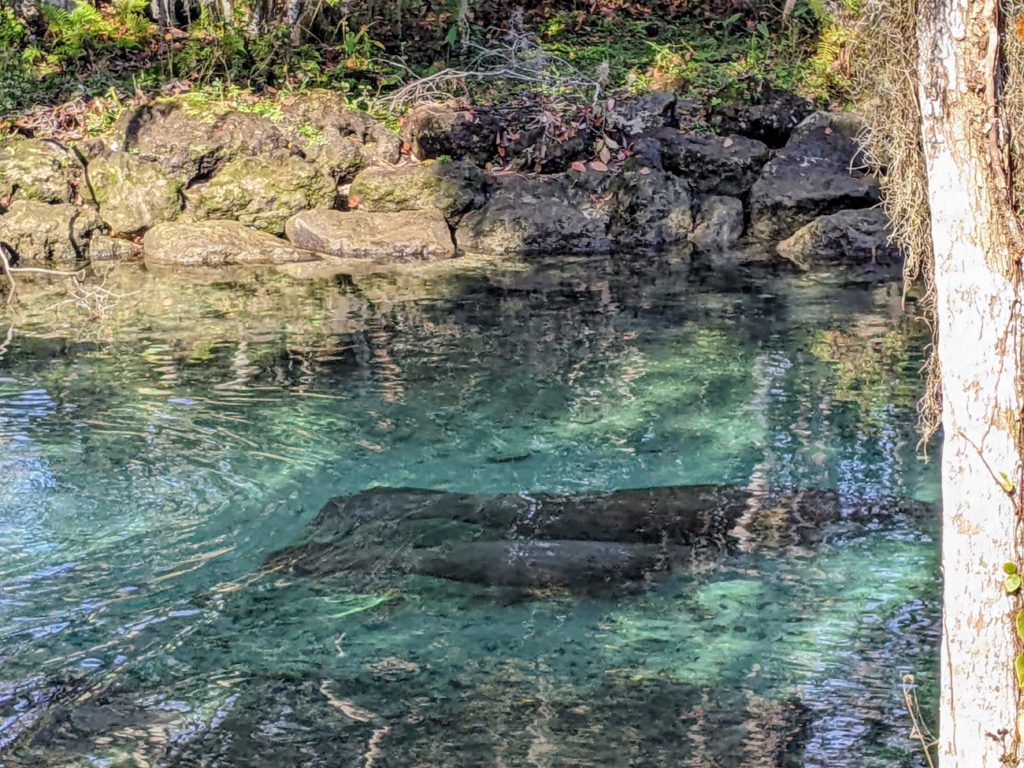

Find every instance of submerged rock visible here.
[186,154,337,235]
[776,207,899,277]
[143,220,319,266]
[286,208,455,261]
[267,485,935,590]
[349,160,485,223]
[749,112,880,241]
[0,200,100,263]
[458,174,610,255]
[87,151,182,235]
[88,232,141,262]
[0,137,79,204]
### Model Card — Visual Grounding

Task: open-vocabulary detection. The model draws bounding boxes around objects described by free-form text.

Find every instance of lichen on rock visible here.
[0,200,100,263]
[349,160,485,223]
[286,209,455,261]
[143,220,320,266]
[186,154,337,235]
[87,151,182,235]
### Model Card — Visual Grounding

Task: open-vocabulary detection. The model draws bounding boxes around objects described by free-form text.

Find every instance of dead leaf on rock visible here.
[723,137,734,148]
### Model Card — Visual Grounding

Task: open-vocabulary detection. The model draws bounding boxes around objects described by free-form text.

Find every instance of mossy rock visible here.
[0,137,79,204]
[279,90,401,182]
[186,155,337,236]
[286,208,455,261]
[109,101,291,184]
[349,161,485,223]
[0,200,100,263]
[87,151,182,235]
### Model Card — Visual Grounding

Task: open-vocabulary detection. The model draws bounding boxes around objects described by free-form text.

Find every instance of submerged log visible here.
[267,485,936,589]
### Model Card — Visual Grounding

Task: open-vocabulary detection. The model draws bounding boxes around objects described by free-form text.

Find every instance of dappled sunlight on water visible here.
[0,255,937,766]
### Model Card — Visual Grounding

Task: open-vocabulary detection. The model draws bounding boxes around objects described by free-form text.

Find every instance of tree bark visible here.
[917,0,1024,764]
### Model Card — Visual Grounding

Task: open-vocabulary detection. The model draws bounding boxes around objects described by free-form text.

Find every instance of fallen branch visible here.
[0,243,16,305]
[381,14,603,110]
[0,242,89,306]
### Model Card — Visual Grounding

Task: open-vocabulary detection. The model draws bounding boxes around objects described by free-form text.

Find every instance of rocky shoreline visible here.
[0,89,899,278]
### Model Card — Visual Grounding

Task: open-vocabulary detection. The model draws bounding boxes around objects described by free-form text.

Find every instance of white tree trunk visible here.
[917,0,1024,764]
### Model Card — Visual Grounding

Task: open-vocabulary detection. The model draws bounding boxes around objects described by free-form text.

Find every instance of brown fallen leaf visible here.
[723,137,735,148]
[571,161,587,173]
[639,166,653,175]
[590,160,609,172]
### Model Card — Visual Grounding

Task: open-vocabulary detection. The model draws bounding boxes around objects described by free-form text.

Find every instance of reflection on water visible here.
[0,255,937,766]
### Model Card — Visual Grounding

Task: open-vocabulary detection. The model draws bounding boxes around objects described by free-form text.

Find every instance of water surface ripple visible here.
[0,256,938,767]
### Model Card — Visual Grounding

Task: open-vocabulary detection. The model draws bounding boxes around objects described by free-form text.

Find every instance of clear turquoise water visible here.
[0,255,938,767]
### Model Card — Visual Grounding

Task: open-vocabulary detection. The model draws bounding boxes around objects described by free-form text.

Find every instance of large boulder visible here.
[690,195,745,251]
[0,200,100,263]
[186,154,337,235]
[749,112,880,242]
[711,89,814,148]
[776,207,900,276]
[656,129,769,197]
[285,209,455,261]
[279,90,401,181]
[110,101,291,184]
[401,103,502,165]
[458,175,611,255]
[87,151,182,235]
[0,137,79,204]
[142,220,319,267]
[608,168,693,249]
[348,160,485,223]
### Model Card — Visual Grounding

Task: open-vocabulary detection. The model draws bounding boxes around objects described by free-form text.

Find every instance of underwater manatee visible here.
[266,486,936,589]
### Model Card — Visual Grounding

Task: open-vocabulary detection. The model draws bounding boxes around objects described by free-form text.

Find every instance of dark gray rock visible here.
[749,112,880,242]
[401,103,502,165]
[690,195,744,251]
[609,167,693,249]
[776,207,900,277]
[711,88,814,148]
[458,174,611,255]
[285,208,455,261]
[607,91,678,136]
[656,129,769,196]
